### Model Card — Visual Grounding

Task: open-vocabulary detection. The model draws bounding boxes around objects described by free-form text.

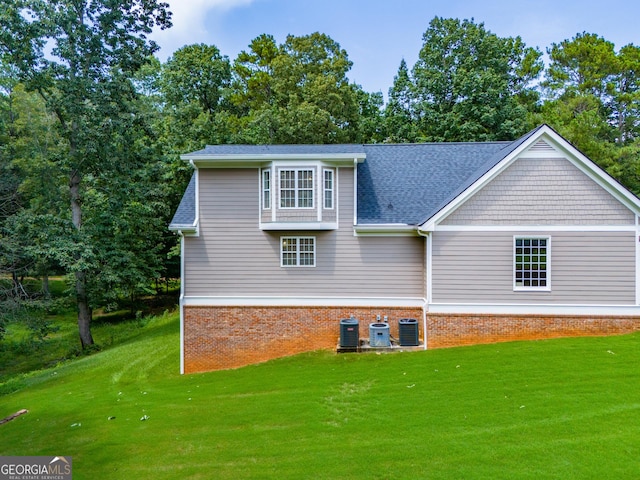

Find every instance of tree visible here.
[542,33,616,152]
[162,44,230,115]
[541,33,640,193]
[0,0,172,348]
[0,66,21,226]
[0,68,69,340]
[354,86,384,143]
[610,44,640,144]
[229,32,363,144]
[410,17,543,142]
[544,33,617,100]
[384,59,419,142]
[158,43,232,152]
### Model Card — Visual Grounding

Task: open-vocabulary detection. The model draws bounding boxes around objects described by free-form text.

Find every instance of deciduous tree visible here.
[0,0,172,348]
[230,32,363,144]
[409,17,543,142]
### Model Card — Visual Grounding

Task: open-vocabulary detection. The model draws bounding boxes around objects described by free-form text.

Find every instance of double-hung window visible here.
[281,237,316,267]
[323,169,334,209]
[262,169,271,209]
[280,169,314,208]
[514,236,550,290]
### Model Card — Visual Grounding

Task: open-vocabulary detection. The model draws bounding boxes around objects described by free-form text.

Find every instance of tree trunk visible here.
[42,274,50,299]
[70,169,94,348]
[76,269,94,347]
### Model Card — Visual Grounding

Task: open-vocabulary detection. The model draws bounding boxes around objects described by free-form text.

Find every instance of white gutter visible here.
[354,224,418,236]
[184,153,367,170]
[182,152,366,162]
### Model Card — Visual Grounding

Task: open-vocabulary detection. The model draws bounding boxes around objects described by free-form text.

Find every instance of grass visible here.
[1,312,640,479]
[0,277,179,385]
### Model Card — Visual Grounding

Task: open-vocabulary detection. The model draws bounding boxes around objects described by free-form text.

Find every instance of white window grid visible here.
[281,236,316,267]
[262,169,271,209]
[514,236,550,291]
[323,169,334,209]
[279,169,314,209]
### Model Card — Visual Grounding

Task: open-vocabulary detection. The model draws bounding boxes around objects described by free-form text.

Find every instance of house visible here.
[169,125,640,374]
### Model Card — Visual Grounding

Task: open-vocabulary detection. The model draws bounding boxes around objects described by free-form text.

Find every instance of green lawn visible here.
[1,312,639,479]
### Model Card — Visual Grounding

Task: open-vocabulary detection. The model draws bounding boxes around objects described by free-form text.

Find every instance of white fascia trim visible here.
[354,224,419,236]
[183,153,366,168]
[428,303,640,316]
[182,296,425,308]
[432,224,637,232]
[260,222,339,231]
[550,135,640,214]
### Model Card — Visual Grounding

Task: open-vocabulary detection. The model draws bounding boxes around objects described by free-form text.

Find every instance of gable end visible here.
[439,156,636,226]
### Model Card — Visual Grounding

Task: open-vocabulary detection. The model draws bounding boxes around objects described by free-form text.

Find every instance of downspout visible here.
[417,229,431,350]
[636,215,640,306]
[353,158,359,230]
[178,229,185,375]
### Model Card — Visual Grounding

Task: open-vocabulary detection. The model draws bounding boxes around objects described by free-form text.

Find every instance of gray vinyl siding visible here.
[431,231,636,304]
[184,168,424,298]
[441,157,635,225]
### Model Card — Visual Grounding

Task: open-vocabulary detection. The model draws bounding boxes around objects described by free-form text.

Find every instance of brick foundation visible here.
[183,306,640,373]
[427,313,640,348]
[183,306,422,373]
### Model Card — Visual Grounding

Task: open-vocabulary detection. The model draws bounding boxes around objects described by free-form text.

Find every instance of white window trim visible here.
[262,169,271,210]
[323,168,334,210]
[280,236,316,267]
[513,235,551,291]
[279,168,315,209]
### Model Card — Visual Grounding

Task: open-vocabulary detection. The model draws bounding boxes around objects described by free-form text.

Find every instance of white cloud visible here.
[151,0,255,59]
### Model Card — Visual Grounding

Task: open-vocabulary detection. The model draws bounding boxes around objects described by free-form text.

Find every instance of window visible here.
[514,237,550,290]
[323,169,334,209]
[281,237,315,267]
[262,169,271,209]
[280,169,314,208]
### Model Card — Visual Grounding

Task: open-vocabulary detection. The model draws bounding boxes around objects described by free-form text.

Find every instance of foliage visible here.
[0,275,62,347]
[0,0,172,347]
[229,32,366,144]
[406,17,543,142]
[542,32,640,193]
[384,59,419,142]
[354,87,385,143]
[158,43,232,151]
[1,318,640,479]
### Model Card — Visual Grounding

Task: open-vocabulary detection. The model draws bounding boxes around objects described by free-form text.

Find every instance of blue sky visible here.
[151,0,640,97]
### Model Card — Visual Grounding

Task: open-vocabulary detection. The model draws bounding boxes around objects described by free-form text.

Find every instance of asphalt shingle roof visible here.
[357,142,510,224]
[169,127,543,230]
[169,174,196,228]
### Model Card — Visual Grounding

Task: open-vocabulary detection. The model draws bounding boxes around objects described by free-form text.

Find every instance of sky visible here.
[149,0,640,97]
